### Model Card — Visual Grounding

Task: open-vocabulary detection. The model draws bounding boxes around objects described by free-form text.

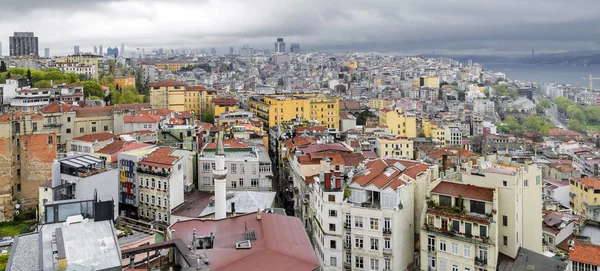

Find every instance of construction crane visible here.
[589,74,600,93]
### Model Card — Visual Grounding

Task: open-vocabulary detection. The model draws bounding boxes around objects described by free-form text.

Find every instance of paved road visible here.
[547,103,567,128]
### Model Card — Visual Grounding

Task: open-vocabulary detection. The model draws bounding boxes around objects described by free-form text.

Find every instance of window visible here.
[67,117,71,122]
[239,178,244,187]
[328,194,335,202]
[32,122,37,132]
[203,163,211,172]
[178,164,182,171]
[240,164,244,173]
[503,236,508,246]
[92,126,97,132]
[503,181,507,187]
[345,234,351,247]
[479,246,488,264]
[451,242,458,255]
[440,240,447,252]
[451,220,459,232]
[439,195,452,206]
[383,237,391,249]
[464,245,471,258]
[480,225,487,237]
[465,222,472,235]
[251,179,259,187]
[158,182,161,189]
[355,235,363,248]
[329,223,336,232]
[14,123,20,133]
[152,179,156,188]
[48,136,53,144]
[384,258,391,270]
[231,164,237,173]
[370,259,379,271]
[503,215,508,226]
[80,127,84,133]
[66,128,71,134]
[16,139,20,147]
[384,218,391,231]
[452,264,459,271]
[330,257,337,267]
[428,255,436,269]
[330,240,336,249]
[329,210,337,217]
[158,198,161,206]
[355,216,363,228]
[164,181,168,190]
[427,235,435,252]
[370,238,379,251]
[370,218,379,230]
[103,125,108,132]
[203,177,212,186]
[252,164,257,174]
[548,236,554,244]
[355,256,364,269]
[16,154,19,161]
[524,179,528,187]
[84,146,91,153]
[470,200,485,215]
[17,169,21,177]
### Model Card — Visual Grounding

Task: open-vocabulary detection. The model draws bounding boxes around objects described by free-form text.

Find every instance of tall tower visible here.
[213,131,228,219]
[99,45,103,56]
[74,45,80,55]
[120,43,125,56]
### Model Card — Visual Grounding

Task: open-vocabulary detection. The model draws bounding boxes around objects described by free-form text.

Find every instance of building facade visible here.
[9,32,38,57]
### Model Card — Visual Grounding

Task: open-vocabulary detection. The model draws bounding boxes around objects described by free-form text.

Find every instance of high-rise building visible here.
[74,45,80,55]
[290,43,300,53]
[120,43,124,56]
[229,47,234,55]
[99,45,103,56]
[93,46,97,55]
[44,48,50,58]
[210,48,217,55]
[274,37,285,53]
[9,32,39,57]
[107,47,119,57]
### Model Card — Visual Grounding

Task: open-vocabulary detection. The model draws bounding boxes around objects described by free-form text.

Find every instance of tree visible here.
[26,69,32,83]
[538,98,551,109]
[0,61,6,73]
[34,80,52,88]
[202,110,215,123]
[355,109,375,125]
[83,81,105,98]
[554,97,574,113]
[568,120,585,133]
[6,72,11,79]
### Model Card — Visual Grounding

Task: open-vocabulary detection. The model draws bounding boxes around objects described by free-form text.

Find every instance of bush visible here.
[0,254,8,270]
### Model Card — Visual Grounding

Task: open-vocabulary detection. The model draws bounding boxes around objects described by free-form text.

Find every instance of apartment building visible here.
[117,146,156,218]
[66,132,116,155]
[569,177,600,220]
[40,102,77,145]
[379,109,417,138]
[149,80,186,110]
[212,98,239,117]
[248,94,340,129]
[54,54,104,79]
[54,62,96,79]
[375,136,414,159]
[136,147,186,226]
[368,99,393,110]
[122,112,162,133]
[113,75,136,88]
[422,120,446,146]
[73,106,114,137]
[198,138,272,192]
[420,158,543,270]
[445,126,463,147]
[183,85,207,114]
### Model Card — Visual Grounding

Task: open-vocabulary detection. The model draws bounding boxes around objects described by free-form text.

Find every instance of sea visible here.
[475,61,600,87]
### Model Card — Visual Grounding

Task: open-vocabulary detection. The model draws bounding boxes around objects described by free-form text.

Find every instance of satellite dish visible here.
[15,204,20,209]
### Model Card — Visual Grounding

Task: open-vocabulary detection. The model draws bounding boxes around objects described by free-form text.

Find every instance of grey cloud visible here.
[1,0,600,55]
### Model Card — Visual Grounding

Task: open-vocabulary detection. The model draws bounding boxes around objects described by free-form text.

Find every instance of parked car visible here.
[0,237,13,247]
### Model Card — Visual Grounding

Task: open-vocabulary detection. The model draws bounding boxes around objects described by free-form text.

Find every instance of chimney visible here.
[192,229,197,252]
[324,171,332,189]
[256,208,262,220]
[231,202,236,217]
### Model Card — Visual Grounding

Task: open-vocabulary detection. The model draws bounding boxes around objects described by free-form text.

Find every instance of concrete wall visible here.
[62,169,119,219]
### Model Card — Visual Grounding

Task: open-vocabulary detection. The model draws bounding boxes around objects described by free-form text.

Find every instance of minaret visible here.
[213,130,228,219]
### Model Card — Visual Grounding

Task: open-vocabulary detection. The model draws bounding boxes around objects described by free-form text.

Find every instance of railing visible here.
[137,168,170,177]
[383,248,392,255]
[383,228,391,235]
[344,242,351,249]
[475,256,487,267]
[43,123,62,127]
[344,222,351,229]
[343,262,352,269]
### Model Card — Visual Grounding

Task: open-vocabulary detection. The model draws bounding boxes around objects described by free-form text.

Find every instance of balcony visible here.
[383,248,392,255]
[343,262,352,270]
[344,222,351,229]
[43,123,62,128]
[383,228,391,235]
[475,256,488,267]
[137,168,171,177]
[344,242,351,250]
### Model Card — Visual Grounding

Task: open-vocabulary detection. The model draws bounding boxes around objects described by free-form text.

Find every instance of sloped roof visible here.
[139,147,179,168]
[431,181,494,202]
[204,138,249,149]
[212,98,239,106]
[41,101,76,113]
[115,103,151,111]
[298,143,351,154]
[75,106,114,117]
[123,112,162,123]
[149,80,186,87]
[572,177,600,189]
[568,240,600,266]
[72,132,116,142]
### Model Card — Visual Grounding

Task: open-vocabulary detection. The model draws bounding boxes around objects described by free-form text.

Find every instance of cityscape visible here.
[1,2,600,271]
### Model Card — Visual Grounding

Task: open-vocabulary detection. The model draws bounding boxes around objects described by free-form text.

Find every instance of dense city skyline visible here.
[1,0,600,56]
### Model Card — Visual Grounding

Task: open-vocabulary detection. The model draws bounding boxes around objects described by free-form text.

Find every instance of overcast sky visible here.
[1,0,599,56]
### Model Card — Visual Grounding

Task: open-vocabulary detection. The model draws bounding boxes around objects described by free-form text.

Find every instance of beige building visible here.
[375,136,414,159]
[74,106,114,137]
[149,80,186,111]
[40,102,77,145]
[54,54,103,79]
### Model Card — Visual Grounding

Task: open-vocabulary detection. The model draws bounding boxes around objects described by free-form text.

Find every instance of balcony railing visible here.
[383,228,391,235]
[475,256,487,267]
[343,262,352,269]
[344,242,351,249]
[383,248,392,255]
[344,222,351,229]
[137,168,171,177]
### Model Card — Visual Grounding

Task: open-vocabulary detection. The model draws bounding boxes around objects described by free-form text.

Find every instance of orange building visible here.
[114,75,136,89]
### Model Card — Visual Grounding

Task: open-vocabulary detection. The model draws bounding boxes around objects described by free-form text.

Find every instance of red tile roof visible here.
[139,147,178,168]
[41,101,76,113]
[284,136,317,150]
[168,213,320,271]
[568,240,600,266]
[431,181,494,202]
[149,80,186,87]
[184,85,208,92]
[72,132,116,142]
[152,109,174,115]
[296,126,327,134]
[204,138,248,149]
[339,101,361,110]
[212,98,238,106]
[0,112,45,122]
[572,177,600,189]
[96,140,128,155]
[115,103,151,111]
[298,143,351,154]
[548,128,581,137]
[75,106,114,117]
[123,112,163,123]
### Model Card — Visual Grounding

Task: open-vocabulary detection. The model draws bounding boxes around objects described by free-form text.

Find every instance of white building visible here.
[55,62,96,79]
[117,146,156,218]
[50,155,120,220]
[445,126,462,147]
[67,132,116,155]
[122,112,163,134]
[10,88,51,112]
[198,138,273,192]
[136,147,186,225]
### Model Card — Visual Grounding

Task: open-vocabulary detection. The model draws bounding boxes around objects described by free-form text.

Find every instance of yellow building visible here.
[149,80,186,111]
[368,99,393,110]
[154,62,193,72]
[54,54,103,79]
[375,136,414,159]
[212,99,239,117]
[379,108,417,138]
[114,75,136,89]
[201,90,218,116]
[413,76,440,88]
[422,120,446,146]
[570,177,600,215]
[248,94,339,129]
[184,85,207,114]
[345,61,358,69]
